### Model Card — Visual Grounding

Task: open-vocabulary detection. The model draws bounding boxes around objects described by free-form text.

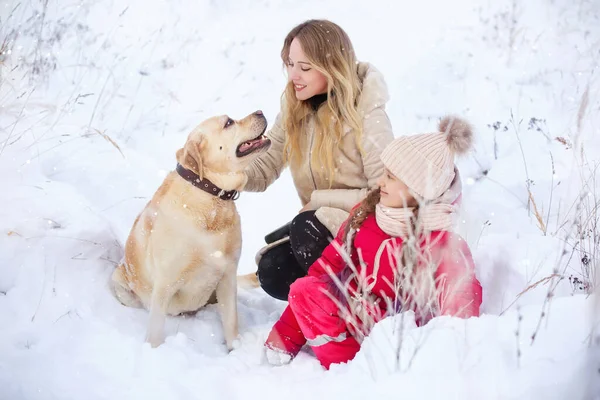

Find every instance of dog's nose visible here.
[254,110,263,116]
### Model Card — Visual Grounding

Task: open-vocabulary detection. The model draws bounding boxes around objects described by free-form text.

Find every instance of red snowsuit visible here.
[265,212,482,369]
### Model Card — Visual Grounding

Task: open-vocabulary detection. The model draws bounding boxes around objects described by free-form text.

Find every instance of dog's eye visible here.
[224,118,234,128]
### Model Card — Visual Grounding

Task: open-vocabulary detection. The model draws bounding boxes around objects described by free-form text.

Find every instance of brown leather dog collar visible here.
[176,163,240,201]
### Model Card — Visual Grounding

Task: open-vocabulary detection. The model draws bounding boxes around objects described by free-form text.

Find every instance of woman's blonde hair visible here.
[280,19,363,185]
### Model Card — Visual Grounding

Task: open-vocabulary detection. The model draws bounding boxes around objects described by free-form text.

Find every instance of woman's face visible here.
[286,38,328,101]
[377,168,418,208]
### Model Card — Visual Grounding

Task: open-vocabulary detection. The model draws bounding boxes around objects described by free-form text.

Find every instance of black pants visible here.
[257,210,333,301]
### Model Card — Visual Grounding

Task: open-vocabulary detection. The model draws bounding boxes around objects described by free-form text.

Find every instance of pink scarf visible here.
[375,169,462,239]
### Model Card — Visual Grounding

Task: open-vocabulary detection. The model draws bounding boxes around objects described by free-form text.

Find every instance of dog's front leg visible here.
[216,264,239,351]
[145,283,179,348]
[146,288,167,347]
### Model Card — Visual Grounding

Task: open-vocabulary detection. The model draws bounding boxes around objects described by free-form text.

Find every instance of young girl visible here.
[263,116,483,369]
[241,19,394,300]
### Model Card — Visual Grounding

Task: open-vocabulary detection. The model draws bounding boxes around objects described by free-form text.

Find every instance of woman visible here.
[242,19,394,300]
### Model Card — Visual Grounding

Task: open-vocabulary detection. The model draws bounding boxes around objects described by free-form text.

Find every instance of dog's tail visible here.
[237,271,260,289]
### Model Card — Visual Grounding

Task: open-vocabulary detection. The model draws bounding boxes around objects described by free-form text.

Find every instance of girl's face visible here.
[377,168,418,208]
[286,38,328,101]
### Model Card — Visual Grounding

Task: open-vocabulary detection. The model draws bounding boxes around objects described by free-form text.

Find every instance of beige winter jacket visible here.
[244,62,394,234]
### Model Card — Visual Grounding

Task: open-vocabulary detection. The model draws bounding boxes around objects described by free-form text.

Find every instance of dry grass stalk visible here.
[88,128,125,158]
[528,188,548,235]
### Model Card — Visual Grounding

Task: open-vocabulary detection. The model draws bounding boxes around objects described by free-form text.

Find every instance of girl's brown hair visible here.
[343,188,381,239]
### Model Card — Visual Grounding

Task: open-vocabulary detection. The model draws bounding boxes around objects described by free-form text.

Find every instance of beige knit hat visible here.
[380,116,473,200]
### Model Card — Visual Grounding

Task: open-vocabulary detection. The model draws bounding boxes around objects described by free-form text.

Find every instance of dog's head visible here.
[176,110,271,179]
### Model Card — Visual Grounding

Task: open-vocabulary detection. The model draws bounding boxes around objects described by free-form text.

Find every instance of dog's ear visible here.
[176,136,204,180]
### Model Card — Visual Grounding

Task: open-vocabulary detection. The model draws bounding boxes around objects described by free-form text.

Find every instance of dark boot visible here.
[257,237,306,301]
[257,211,333,300]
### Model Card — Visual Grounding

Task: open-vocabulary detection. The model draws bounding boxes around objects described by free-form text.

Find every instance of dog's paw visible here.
[225,336,242,352]
[230,338,242,351]
[264,347,292,366]
[145,332,165,348]
[147,338,164,348]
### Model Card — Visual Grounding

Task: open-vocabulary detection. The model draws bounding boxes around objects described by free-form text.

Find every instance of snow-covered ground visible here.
[0,0,599,399]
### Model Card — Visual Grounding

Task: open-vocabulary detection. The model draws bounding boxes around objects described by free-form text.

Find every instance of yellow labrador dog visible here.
[110,110,270,349]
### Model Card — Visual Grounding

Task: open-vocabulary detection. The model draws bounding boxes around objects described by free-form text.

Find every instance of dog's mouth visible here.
[236,132,271,157]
